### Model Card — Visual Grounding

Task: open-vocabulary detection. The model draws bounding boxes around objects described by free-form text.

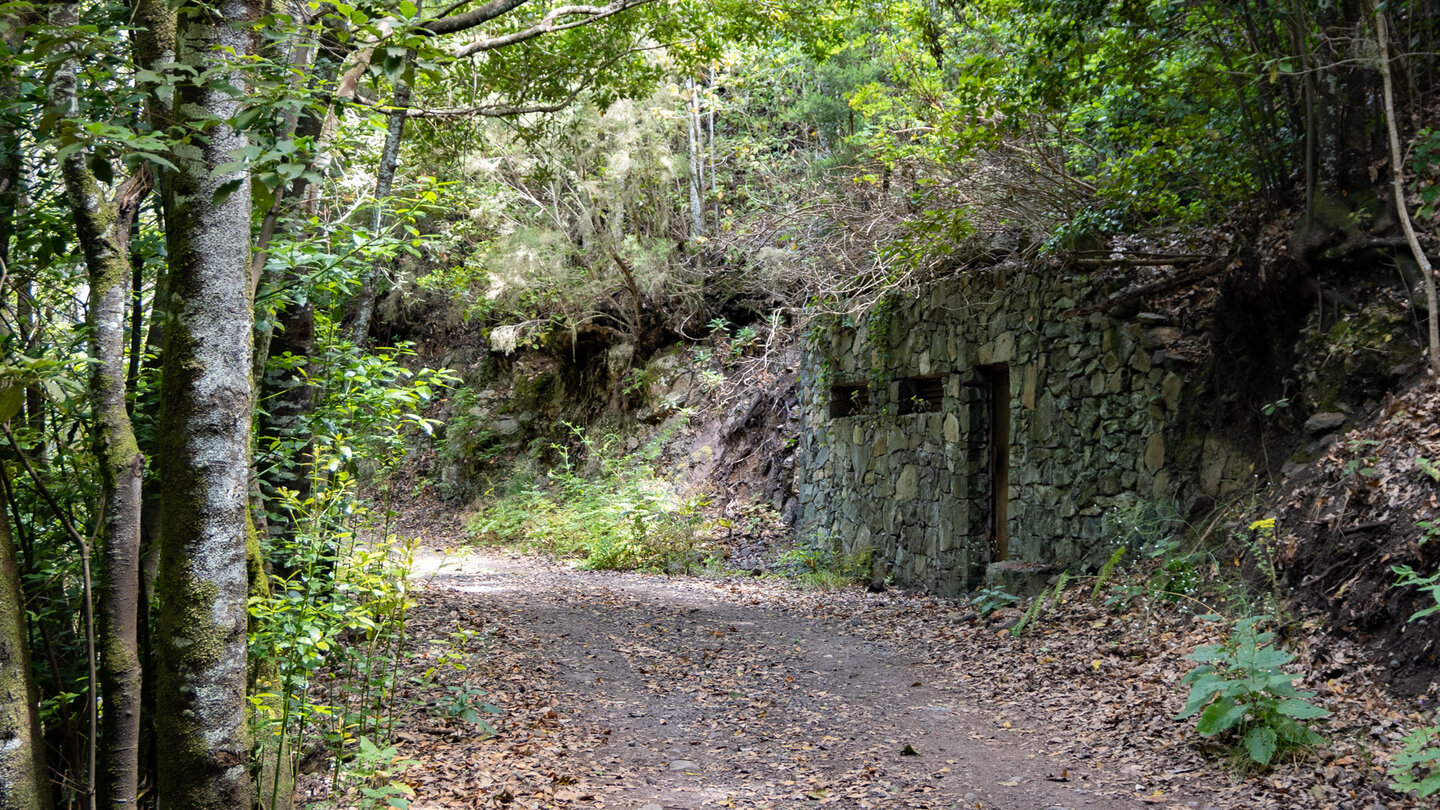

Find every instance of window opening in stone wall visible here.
[829,383,870,418]
[982,364,1011,560]
[897,375,945,415]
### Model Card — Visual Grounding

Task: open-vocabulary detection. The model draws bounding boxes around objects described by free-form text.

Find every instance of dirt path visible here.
[400,549,1194,809]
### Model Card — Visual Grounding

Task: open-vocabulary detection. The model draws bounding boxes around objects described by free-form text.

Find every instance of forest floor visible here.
[363,535,1426,810]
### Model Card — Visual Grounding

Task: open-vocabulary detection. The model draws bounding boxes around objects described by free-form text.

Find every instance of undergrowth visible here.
[775,542,875,589]
[980,499,1341,772]
[466,420,712,571]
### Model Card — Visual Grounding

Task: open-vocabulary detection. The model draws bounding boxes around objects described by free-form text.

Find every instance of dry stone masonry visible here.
[796,266,1198,596]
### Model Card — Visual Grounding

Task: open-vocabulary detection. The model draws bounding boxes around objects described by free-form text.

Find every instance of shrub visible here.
[467,421,710,571]
[1389,565,1440,797]
[776,543,874,589]
[1177,615,1329,769]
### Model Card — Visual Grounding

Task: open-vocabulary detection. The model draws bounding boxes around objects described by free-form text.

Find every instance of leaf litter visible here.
[339,536,1431,810]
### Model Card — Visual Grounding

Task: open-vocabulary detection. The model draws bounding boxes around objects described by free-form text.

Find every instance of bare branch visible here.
[404,97,579,117]
[452,0,655,57]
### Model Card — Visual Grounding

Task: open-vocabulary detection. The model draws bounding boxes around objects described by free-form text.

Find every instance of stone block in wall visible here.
[896,464,919,501]
[1162,372,1183,411]
[1144,431,1166,473]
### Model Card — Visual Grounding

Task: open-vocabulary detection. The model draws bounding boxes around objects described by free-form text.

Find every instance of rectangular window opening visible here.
[829,383,870,418]
[898,375,945,415]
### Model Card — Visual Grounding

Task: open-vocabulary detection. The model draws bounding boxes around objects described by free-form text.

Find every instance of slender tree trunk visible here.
[1375,7,1440,375]
[687,77,703,240]
[52,9,150,806]
[0,489,49,810]
[153,0,260,806]
[56,131,148,810]
[706,70,718,232]
[254,26,355,544]
[349,62,414,346]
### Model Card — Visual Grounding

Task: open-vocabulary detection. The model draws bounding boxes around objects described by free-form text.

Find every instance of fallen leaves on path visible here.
[352,547,1425,810]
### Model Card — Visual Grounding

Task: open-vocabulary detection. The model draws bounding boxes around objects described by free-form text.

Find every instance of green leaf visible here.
[1243,726,1277,765]
[1187,644,1227,664]
[0,384,23,424]
[1248,648,1293,669]
[1178,678,1222,718]
[213,177,244,207]
[1275,699,1328,720]
[1195,700,1246,736]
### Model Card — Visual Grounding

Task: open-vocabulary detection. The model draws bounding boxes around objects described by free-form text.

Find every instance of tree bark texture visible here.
[154,0,260,807]
[57,134,148,810]
[0,498,49,810]
[52,7,150,803]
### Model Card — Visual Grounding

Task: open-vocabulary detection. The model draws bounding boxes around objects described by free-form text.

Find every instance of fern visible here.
[1091,545,1126,602]
[1012,586,1050,637]
[1052,570,1070,609]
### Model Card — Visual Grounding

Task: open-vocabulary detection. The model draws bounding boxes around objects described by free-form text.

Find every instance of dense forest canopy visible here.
[0,0,1436,807]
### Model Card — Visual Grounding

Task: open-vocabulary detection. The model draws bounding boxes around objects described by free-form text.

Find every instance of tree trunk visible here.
[1374,7,1440,375]
[56,123,148,810]
[687,77,703,240]
[0,492,49,810]
[258,301,316,536]
[349,64,414,346]
[153,0,260,806]
[52,6,150,804]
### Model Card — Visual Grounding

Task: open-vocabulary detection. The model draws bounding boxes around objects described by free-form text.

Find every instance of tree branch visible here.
[423,0,527,35]
[451,0,655,57]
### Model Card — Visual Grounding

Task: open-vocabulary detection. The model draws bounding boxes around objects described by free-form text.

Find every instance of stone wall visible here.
[796,266,1196,596]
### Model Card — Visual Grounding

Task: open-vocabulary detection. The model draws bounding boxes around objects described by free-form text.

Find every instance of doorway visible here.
[982,364,1011,561]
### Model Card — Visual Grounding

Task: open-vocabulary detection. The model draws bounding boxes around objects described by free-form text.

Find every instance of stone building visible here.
[795,265,1204,596]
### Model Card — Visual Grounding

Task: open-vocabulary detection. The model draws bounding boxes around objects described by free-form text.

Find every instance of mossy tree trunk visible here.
[0,491,48,810]
[51,3,150,805]
[153,0,261,806]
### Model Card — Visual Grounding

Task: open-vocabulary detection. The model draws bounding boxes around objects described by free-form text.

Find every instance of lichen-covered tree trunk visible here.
[52,3,148,803]
[0,498,49,810]
[153,0,260,806]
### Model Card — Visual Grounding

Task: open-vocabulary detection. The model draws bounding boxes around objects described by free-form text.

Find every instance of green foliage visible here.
[350,736,419,810]
[1260,397,1291,417]
[1411,128,1440,222]
[1386,561,1440,797]
[468,421,710,571]
[1177,616,1328,769]
[837,0,1289,262]
[1390,727,1440,798]
[1340,438,1382,479]
[435,685,502,732]
[776,542,874,589]
[258,323,455,499]
[248,444,422,804]
[1051,571,1070,609]
[1091,545,1127,602]
[972,584,1020,615]
[1011,586,1049,637]
[1392,565,1440,622]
